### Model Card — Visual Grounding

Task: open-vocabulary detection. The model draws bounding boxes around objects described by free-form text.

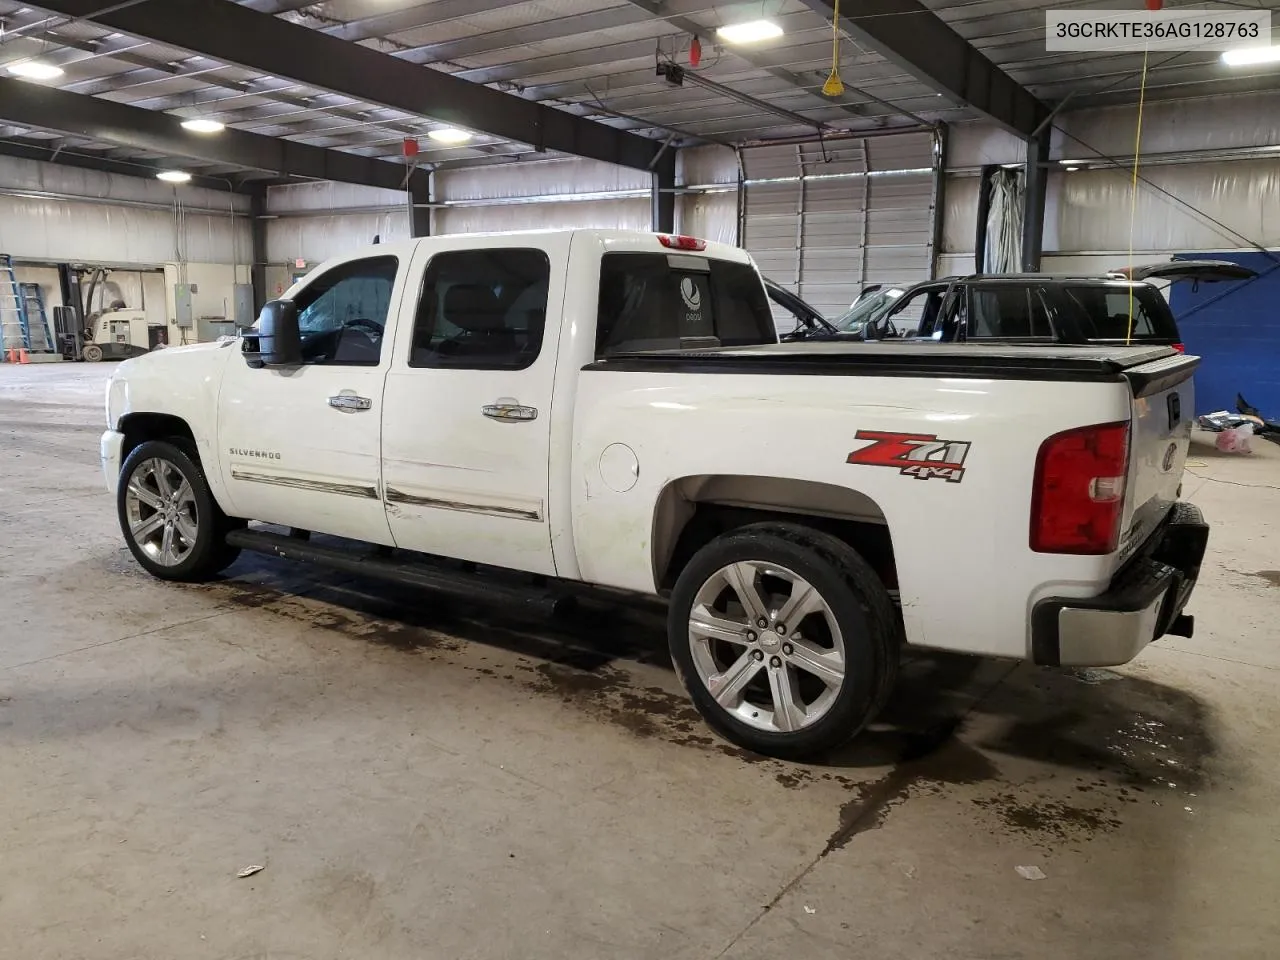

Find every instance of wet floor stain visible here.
[973,793,1123,843]
[821,724,1002,855]
[107,548,1220,860]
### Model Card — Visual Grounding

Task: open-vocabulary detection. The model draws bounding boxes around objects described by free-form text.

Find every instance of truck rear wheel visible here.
[117,440,241,582]
[667,522,899,760]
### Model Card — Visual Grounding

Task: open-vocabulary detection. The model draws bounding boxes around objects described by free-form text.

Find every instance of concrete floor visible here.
[1,361,1277,960]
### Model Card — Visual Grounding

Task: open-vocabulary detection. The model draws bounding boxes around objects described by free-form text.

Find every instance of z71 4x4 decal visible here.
[846,430,971,483]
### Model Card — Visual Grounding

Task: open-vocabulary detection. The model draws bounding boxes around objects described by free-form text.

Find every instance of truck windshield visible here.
[831,287,903,333]
[597,253,776,356]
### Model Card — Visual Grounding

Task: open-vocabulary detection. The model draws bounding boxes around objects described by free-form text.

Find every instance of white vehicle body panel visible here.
[217,360,394,545]
[379,234,570,575]
[572,368,1131,659]
[100,228,1200,671]
[104,341,236,501]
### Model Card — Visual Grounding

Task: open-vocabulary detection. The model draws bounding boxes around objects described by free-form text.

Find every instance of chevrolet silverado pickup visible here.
[101,230,1209,760]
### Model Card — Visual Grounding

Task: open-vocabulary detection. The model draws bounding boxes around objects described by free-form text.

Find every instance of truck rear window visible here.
[596,253,775,356]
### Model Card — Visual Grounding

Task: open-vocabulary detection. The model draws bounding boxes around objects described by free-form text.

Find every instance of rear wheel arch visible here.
[652,475,898,593]
[666,519,901,758]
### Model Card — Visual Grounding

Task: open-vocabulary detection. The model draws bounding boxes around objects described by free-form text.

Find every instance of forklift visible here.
[53,265,167,362]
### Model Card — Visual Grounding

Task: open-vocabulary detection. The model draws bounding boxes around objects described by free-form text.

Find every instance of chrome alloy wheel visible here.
[687,561,846,733]
[124,457,199,567]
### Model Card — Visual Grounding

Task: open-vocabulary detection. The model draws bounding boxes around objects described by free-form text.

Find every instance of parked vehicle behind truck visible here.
[101,230,1209,760]
[787,261,1256,348]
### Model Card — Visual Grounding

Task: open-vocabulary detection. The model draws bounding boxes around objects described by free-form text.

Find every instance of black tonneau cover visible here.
[586,341,1197,393]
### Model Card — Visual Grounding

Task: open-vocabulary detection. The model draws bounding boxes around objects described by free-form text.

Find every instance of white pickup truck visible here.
[101,229,1208,759]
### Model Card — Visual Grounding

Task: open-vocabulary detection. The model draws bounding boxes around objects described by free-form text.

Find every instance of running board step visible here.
[225,528,570,613]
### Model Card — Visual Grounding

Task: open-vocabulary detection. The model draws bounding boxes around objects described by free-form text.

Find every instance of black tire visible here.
[667,522,900,761]
[117,439,242,582]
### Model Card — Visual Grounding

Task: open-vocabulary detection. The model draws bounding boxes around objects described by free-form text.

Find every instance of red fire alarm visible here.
[1145,0,1162,9]
[402,137,420,158]
[689,36,701,67]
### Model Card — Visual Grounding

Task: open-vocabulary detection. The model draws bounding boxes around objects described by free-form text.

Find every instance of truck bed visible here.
[586,341,1186,390]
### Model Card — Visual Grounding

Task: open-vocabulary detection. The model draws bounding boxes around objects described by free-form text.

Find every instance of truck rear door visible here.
[380,235,568,576]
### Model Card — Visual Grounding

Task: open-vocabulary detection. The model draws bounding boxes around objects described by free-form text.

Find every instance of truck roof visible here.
[294,230,753,287]
[341,229,748,258]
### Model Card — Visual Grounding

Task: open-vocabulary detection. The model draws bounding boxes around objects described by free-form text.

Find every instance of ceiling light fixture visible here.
[715,20,784,44]
[1221,46,1280,66]
[428,127,473,144]
[181,118,225,134]
[156,170,192,183]
[7,60,64,80]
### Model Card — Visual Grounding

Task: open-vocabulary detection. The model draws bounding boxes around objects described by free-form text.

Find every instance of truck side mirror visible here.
[242,299,301,368]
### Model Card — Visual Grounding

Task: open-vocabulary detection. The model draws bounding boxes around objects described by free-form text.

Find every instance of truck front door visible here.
[217,254,401,543]
[380,236,566,576]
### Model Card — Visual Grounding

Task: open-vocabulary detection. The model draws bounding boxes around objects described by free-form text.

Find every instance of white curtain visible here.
[985,168,1024,273]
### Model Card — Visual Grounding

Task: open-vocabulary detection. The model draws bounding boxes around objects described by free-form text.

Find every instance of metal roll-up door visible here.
[740,144,803,304]
[742,132,938,327]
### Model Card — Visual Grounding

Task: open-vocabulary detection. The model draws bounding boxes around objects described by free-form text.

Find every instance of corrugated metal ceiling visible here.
[0,0,1276,179]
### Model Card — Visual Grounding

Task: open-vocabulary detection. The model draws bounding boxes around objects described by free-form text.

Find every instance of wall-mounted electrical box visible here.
[174,284,193,328]
[232,284,255,327]
[197,318,236,343]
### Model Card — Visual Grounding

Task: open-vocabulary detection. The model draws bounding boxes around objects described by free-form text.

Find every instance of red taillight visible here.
[1031,422,1130,555]
[1171,342,1185,353]
[658,234,707,251]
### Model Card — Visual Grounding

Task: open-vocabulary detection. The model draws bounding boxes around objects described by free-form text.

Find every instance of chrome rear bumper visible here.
[1032,503,1209,668]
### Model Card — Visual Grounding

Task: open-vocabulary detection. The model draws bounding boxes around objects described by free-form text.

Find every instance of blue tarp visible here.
[1169,251,1280,418]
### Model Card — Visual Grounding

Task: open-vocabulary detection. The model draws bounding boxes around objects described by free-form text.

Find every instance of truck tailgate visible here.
[1120,352,1200,561]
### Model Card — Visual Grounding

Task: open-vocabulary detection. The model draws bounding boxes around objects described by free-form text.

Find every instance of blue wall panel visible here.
[1168,251,1280,417]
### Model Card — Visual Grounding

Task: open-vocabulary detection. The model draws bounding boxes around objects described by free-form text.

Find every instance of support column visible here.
[408,168,432,238]
[249,184,268,312]
[973,164,996,275]
[651,149,676,234]
[928,123,947,279]
[1021,133,1050,272]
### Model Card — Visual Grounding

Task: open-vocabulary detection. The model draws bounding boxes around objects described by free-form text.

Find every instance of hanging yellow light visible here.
[822,0,845,96]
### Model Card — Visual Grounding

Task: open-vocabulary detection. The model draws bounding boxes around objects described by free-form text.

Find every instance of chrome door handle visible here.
[328,394,372,411]
[482,401,538,423]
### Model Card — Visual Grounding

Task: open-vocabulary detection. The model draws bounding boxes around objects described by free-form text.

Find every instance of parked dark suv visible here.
[782,261,1255,349]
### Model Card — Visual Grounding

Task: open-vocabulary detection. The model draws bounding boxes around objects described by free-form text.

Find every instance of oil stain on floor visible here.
[132,546,1221,864]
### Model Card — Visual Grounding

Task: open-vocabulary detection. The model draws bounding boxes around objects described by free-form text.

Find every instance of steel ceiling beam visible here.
[0,135,256,190]
[0,76,422,191]
[52,0,518,98]
[26,0,663,171]
[798,0,1048,137]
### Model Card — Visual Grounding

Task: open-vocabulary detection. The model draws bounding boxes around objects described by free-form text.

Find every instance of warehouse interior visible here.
[1,1,1278,957]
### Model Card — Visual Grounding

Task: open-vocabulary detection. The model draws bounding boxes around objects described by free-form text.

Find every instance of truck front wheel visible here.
[667,522,899,760]
[117,440,242,582]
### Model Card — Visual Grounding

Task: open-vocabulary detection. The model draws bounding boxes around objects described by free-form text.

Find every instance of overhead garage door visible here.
[741,132,939,326]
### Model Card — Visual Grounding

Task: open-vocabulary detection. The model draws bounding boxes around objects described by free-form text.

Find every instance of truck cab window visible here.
[291,256,397,366]
[410,249,551,370]
[596,253,775,356]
